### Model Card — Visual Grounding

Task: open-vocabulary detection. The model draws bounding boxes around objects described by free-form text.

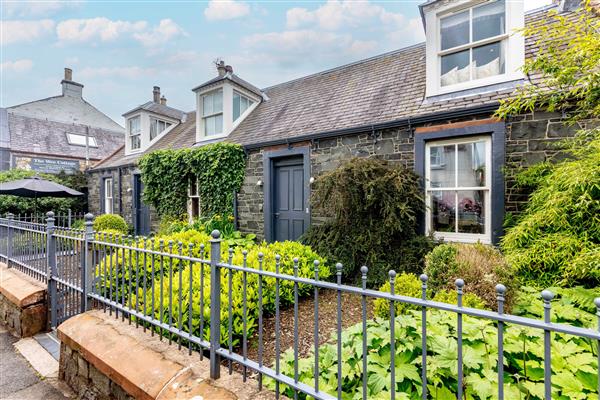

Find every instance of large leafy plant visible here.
[138,143,246,219]
[271,286,599,399]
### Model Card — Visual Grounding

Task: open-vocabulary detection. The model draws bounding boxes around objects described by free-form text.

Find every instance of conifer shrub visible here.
[301,158,435,287]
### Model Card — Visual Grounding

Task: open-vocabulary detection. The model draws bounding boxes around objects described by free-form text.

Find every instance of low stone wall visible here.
[58,310,278,400]
[0,262,47,337]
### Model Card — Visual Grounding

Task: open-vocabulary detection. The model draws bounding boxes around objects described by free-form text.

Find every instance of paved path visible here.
[0,326,71,400]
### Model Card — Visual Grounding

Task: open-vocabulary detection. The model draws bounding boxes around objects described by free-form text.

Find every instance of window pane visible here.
[205,116,215,136]
[431,191,456,233]
[233,93,241,121]
[457,141,486,187]
[473,0,505,42]
[214,90,223,113]
[429,144,455,188]
[203,94,213,116]
[457,190,486,234]
[150,120,157,140]
[215,114,223,134]
[441,49,470,87]
[473,41,504,80]
[129,117,140,134]
[131,135,140,149]
[440,10,469,50]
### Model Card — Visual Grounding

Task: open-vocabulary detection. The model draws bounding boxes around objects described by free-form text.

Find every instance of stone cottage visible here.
[1,68,124,174]
[88,0,590,243]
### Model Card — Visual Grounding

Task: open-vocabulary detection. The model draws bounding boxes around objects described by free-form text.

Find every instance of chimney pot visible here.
[153,86,161,103]
[160,95,167,105]
[225,65,233,74]
[216,60,227,77]
[64,68,73,81]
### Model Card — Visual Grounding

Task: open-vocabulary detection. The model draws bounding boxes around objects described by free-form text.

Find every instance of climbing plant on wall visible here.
[138,143,246,219]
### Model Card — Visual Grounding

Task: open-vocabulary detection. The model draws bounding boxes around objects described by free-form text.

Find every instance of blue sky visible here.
[1,0,551,125]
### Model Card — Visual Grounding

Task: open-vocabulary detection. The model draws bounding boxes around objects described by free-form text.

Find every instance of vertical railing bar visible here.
[151,239,156,336]
[420,274,428,400]
[456,279,465,400]
[188,243,194,355]
[314,260,320,394]
[496,284,506,400]
[128,235,133,324]
[227,248,233,374]
[336,263,343,400]
[159,239,165,340]
[178,242,184,350]
[200,244,205,359]
[293,258,300,400]
[143,238,148,332]
[258,252,264,390]
[242,250,248,380]
[209,230,222,380]
[109,234,114,317]
[595,297,600,400]
[135,237,140,328]
[542,290,554,400]
[168,241,174,345]
[361,266,368,400]
[275,254,282,398]
[389,270,396,400]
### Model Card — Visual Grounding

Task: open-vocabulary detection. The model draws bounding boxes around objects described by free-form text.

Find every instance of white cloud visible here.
[0,19,55,46]
[133,19,186,47]
[204,0,250,21]
[1,0,80,18]
[56,18,147,43]
[242,30,377,67]
[1,59,34,73]
[286,0,388,30]
[386,17,425,44]
[79,66,155,79]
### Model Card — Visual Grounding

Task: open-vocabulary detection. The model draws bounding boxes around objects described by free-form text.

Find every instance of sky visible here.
[1,0,553,125]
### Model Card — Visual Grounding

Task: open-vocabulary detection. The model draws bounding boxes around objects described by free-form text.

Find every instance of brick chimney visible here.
[160,95,167,105]
[216,60,226,77]
[153,86,160,103]
[61,67,83,98]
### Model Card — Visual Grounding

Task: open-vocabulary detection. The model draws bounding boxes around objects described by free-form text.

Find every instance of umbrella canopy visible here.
[0,175,83,198]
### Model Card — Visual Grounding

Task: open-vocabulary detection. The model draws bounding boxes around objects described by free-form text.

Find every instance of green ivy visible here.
[138,143,246,219]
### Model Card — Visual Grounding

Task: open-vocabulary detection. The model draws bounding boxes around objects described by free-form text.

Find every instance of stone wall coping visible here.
[58,310,278,400]
[0,262,46,308]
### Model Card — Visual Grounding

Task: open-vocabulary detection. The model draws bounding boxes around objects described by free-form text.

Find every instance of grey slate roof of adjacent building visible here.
[226,4,569,147]
[7,113,123,160]
[91,111,196,170]
[122,101,186,121]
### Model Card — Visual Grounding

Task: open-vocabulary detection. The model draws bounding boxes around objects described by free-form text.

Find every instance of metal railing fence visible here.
[11,210,85,227]
[0,212,599,400]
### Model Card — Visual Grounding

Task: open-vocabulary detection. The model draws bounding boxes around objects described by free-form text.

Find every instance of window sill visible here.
[432,231,491,245]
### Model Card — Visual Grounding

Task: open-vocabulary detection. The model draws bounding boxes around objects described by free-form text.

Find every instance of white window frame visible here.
[425,135,492,244]
[66,133,98,147]
[201,89,223,137]
[424,0,524,97]
[188,177,200,221]
[149,117,172,141]
[233,90,255,122]
[104,178,113,214]
[128,116,141,152]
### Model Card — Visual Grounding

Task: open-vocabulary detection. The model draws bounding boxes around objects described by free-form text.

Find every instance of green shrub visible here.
[93,214,128,234]
[431,290,486,309]
[271,287,599,399]
[97,230,329,345]
[424,243,515,311]
[501,132,600,288]
[302,158,434,286]
[159,215,256,248]
[373,273,423,318]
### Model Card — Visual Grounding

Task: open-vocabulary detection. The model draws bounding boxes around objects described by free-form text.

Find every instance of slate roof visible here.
[122,101,186,121]
[6,112,123,160]
[92,111,196,170]
[226,4,574,147]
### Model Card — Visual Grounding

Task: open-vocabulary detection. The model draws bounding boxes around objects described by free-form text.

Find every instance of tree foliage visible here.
[301,158,434,286]
[496,2,600,288]
[138,143,246,219]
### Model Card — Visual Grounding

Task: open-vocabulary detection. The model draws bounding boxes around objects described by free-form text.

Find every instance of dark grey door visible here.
[273,157,306,241]
[134,175,150,236]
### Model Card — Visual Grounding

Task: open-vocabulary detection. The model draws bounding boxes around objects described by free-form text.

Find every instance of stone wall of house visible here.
[88,166,159,233]
[236,112,578,241]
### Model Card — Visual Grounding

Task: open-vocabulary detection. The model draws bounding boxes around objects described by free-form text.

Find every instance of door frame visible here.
[263,146,311,242]
[132,173,149,236]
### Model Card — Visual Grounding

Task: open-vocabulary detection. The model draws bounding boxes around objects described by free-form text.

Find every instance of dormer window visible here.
[422,0,523,97]
[128,116,141,150]
[149,117,172,141]
[202,89,223,136]
[440,1,506,87]
[233,91,255,122]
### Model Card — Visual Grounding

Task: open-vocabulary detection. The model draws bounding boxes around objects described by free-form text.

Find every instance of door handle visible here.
[274,213,280,219]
